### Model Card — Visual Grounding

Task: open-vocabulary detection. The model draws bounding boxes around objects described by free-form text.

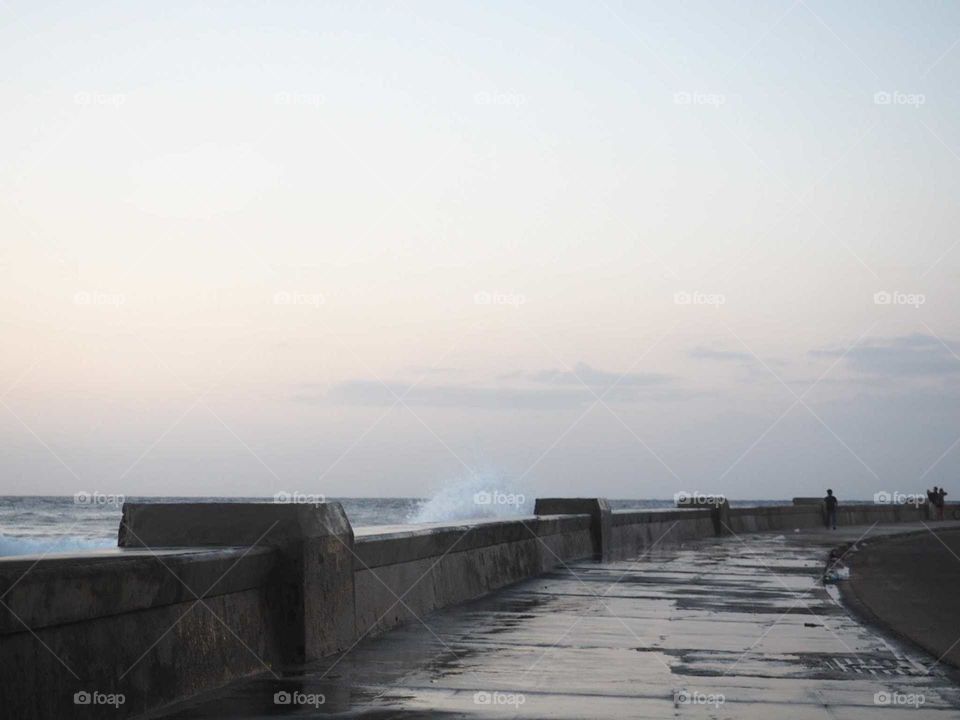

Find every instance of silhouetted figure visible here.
[824,489,838,530]
[937,487,948,521]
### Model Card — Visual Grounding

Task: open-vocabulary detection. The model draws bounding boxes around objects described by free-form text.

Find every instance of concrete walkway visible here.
[156,522,960,718]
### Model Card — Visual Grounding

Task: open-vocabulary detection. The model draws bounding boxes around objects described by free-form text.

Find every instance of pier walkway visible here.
[156,521,960,718]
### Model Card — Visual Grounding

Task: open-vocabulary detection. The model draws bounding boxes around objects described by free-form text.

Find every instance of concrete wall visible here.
[0,498,940,719]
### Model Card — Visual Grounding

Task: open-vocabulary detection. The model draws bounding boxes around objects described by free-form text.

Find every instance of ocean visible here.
[0,495,792,558]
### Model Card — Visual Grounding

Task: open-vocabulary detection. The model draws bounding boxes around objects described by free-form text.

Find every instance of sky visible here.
[2,0,960,502]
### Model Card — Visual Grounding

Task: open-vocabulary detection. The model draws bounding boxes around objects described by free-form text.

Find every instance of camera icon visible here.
[473,491,492,505]
[473,691,492,705]
[74,491,91,505]
[474,291,492,305]
[273,491,292,504]
[674,689,691,705]
[273,690,292,705]
[74,691,92,705]
[874,690,891,705]
[874,91,891,105]
[673,291,692,305]
[673,91,692,105]
[873,291,892,305]
[273,291,292,306]
[873,491,892,505]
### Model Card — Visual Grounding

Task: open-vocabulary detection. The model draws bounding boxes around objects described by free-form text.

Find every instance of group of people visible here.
[822,486,952,530]
[928,486,949,520]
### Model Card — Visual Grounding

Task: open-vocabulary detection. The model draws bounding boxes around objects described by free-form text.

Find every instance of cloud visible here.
[526,362,671,388]
[812,334,960,378]
[299,362,679,410]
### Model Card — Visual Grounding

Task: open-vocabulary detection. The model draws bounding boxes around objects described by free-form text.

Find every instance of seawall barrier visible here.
[0,498,939,718]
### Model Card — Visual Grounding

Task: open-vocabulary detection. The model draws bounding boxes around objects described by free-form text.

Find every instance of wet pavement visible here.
[155,522,960,718]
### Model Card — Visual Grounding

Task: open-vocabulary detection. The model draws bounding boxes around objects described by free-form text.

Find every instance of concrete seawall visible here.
[0,498,941,719]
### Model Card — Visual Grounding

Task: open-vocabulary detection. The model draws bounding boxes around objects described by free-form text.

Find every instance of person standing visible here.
[824,489,838,530]
[938,487,948,521]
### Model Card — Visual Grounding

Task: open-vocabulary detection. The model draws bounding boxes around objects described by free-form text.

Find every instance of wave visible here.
[0,534,115,558]
[408,470,533,524]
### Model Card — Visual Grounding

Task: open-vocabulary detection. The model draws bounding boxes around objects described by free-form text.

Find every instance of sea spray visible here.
[408,470,533,523]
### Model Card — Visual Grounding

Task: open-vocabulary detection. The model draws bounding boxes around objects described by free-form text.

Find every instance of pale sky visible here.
[2,1,960,501]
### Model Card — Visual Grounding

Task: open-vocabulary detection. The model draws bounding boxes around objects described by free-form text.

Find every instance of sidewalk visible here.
[157,522,960,718]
